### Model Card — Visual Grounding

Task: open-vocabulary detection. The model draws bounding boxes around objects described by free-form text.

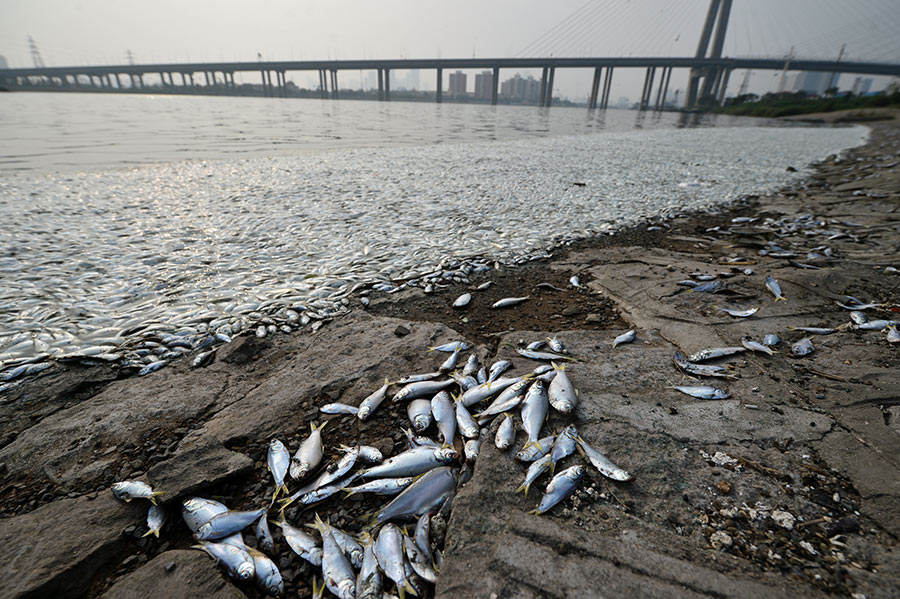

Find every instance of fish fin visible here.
[149,491,164,505]
[342,489,357,497]
[311,420,328,433]
[548,461,557,475]
[191,543,207,550]
[527,509,542,516]
[141,528,160,538]
[404,580,419,597]
[551,361,566,372]
[514,481,530,496]
[311,577,325,599]
[775,297,787,302]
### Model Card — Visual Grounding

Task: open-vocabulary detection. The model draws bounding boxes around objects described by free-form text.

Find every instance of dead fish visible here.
[516,453,553,496]
[375,466,458,523]
[514,434,556,462]
[344,477,415,497]
[414,513,434,567]
[858,319,892,331]
[836,301,882,310]
[494,413,515,450]
[290,421,327,480]
[687,347,745,362]
[576,436,633,481]
[613,330,635,348]
[762,334,781,347]
[475,379,530,420]
[374,523,413,596]
[520,379,549,448]
[671,385,729,400]
[111,480,163,504]
[357,378,390,421]
[392,379,455,402]
[549,425,578,471]
[396,372,441,384]
[459,376,523,407]
[356,534,383,599]
[312,515,356,599]
[887,324,900,344]
[491,297,528,309]
[529,465,584,515]
[515,348,573,361]
[247,547,284,597]
[547,337,566,354]
[192,350,216,368]
[462,354,480,377]
[320,403,360,416]
[427,341,470,352]
[741,336,777,356]
[267,439,291,499]
[407,399,433,432]
[143,504,167,538]
[849,311,868,325]
[181,497,228,532]
[547,363,577,414]
[341,444,383,464]
[570,275,581,287]
[672,351,731,378]
[137,360,166,376]
[360,446,457,479]
[464,428,487,462]
[452,293,471,308]
[476,281,492,291]
[195,540,255,582]
[792,337,815,356]
[454,397,480,439]
[431,391,457,445]
[716,306,759,318]
[789,326,836,335]
[690,280,725,293]
[765,275,786,301]
[256,515,275,554]
[196,508,268,541]
[438,348,460,372]
[276,519,322,566]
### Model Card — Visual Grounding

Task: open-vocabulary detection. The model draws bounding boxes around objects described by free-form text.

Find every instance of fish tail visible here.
[527,509,542,516]
[311,420,328,432]
[311,576,325,599]
[342,489,357,497]
[404,579,419,597]
[515,481,530,496]
[775,297,787,302]
[149,491,164,505]
[141,528,160,538]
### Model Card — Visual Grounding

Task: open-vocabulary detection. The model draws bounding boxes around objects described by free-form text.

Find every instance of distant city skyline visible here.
[3,1,899,100]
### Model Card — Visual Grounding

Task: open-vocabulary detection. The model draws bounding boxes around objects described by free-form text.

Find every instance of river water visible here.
[0,92,869,371]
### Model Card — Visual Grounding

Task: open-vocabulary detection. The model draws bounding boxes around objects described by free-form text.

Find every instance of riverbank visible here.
[1,118,899,599]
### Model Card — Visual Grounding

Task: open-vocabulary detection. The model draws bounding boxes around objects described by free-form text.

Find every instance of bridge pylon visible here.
[686,0,732,109]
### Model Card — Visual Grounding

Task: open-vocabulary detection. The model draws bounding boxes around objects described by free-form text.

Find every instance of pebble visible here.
[771,509,796,530]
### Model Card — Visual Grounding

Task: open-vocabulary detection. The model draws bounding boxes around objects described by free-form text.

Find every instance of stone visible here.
[0,493,143,599]
[99,550,244,599]
[147,442,254,503]
[218,336,272,365]
[394,325,411,337]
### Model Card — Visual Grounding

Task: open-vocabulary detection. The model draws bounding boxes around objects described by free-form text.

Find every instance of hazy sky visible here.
[3,0,899,100]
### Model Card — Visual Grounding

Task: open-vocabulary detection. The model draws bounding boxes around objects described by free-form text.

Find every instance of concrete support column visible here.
[589,67,602,109]
[436,68,442,103]
[601,67,614,108]
[114,73,121,88]
[654,67,667,110]
[384,68,391,101]
[491,67,499,105]
[539,67,548,107]
[331,70,338,99]
[545,67,555,107]
[716,68,731,105]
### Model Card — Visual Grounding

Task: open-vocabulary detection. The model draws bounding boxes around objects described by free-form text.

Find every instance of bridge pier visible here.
[588,67,601,109]
[377,69,384,101]
[436,68,442,103]
[639,67,656,110]
[491,67,499,105]
[331,70,338,99]
[539,67,548,107]
[384,68,391,101]
[714,67,731,104]
[601,66,613,108]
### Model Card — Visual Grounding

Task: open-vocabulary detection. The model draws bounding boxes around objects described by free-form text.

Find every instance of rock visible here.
[715,481,732,495]
[825,516,860,536]
[147,442,254,503]
[0,493,143,599]
[394,325,411,337]
[99,550,244,599]
[710,530,733,549]
[560,306,581,317]
[771,509,796,530]
[585,313,605,324]
[219,336,272,365]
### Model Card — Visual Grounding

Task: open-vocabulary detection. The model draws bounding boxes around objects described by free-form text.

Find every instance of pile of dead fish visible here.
[110,337,632,597]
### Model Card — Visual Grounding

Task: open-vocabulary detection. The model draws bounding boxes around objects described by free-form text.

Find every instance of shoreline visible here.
[1,117,899,598]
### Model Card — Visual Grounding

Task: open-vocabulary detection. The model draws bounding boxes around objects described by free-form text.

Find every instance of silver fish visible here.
[690,280,724,293]
[547,363,577,414]
[452,293,472,308]
[396,372,441,384]
[294,475,359,506]
[196,540,255,582]
[392,379,455,403]
[404,533,437,584]
[849,311,868,325]
[789,326,836,335]
[290,421,327,480]
[403,427,441,449]
[577,436,633,481]
[672,385,729,400]
[547,337,566,354]
[455,397,480,439]
[321,524,364,569]
[320,402,360,415]
[687,347,746,362]
[475,379,529,419]
[476,281,492,290]
[256,515,275,555]
[516,453,553,496]
[356,534,383,599]
[491,297,529,309]
[837,301,882,310]
[196,508,268,541]
[887,324,900,343]
[428,341,470,352]
[765,275,786,301]
[613,330,636,347]
[858,319,892,331]
[476,366,488,385]
[462,353,480,377]
[192,350,216,368]
[520,379,549,448]
[292,446,360,499]
[762,333,781,347]
[464,428,487,462]
[137,360,166,376]
[344,477,415,497]
[314,514,356,599]
[357,378,390,421]
[514,434,556,462]
[431,390,457,445]
[495,413,516,450]
[570,275,581,287]
[375,466,458,523]
[414,513,434,567]
[550,425,578,471]
[439,348,461,373]
[342,444,383,464]
[111,481,162,504]
[276,519,322,566]
[791,337,815,356]
[247,547,284,597]
[716,306,759,318]
[516,348,574,361]
[460,376,523,407]
[361,446,457,479]
[488,360,512,381]
[407,399,433,432]
[375,524,413,596]
[144,504,167,538]
[673,351,731,378]
[741,336,776,355]
[181,497,228,532]
[267,439,291,499]
[527,340,548,351]
[531,465,584,515]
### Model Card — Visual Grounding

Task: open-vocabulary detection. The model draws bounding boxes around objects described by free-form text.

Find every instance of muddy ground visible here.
[1,118,899,599]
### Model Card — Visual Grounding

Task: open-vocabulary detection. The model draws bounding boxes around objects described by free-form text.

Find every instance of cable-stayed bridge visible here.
[2,0,898,109]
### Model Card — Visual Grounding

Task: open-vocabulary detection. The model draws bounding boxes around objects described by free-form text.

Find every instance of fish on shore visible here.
[290,421,327,481]
[529,465,584,515]
[452,293,471,308]
[491,297,528,309]
[613,330,636,348]
[111,480,163,504]
[765,274,786,301]
[715,306,759,318]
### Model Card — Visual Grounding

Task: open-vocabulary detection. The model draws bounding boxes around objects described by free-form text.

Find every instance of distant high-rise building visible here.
[474,70,494,100]
[406,69,420,91]
[448,70,467,96]
[499,73,540,104]
[792,71,839,96]
[851,77,873,95]
[0,55,8,69]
